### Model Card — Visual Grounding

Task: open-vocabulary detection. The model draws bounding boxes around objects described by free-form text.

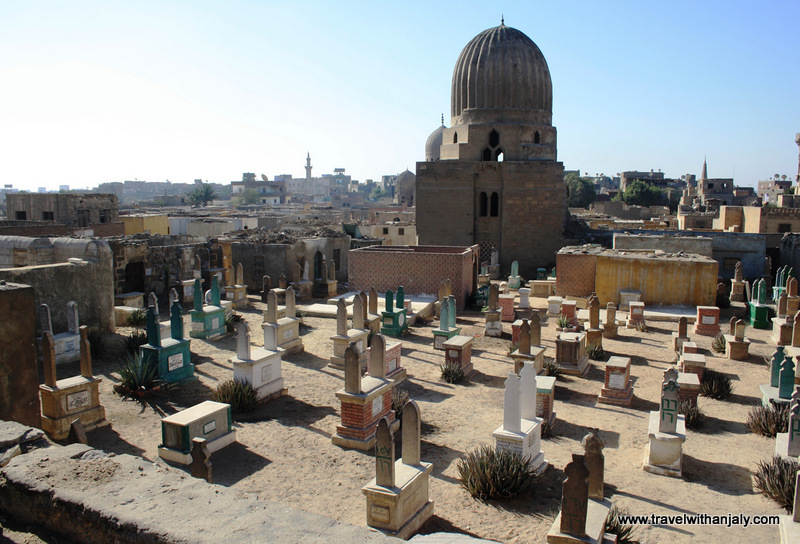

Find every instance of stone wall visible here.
[348,245,478,309]
[0,282,40,427]
[613,234,714,257]
[555,251,598,298]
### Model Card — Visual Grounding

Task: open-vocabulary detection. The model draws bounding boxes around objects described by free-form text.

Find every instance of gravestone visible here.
[776,386,800,459]
[603,302,618,339]
[484,284,502,337]
[329,297,368,370]
[582,429,604,501]
[37,302,81,365]
[142,291,193,383]
[643,366,686,478]
[190,437,213,483]
[158,400,236,465]
[672,316,689,352]
[509,319,545,374]
[190,276,225,339]
[261,275,271,303]
[560,454,589,537]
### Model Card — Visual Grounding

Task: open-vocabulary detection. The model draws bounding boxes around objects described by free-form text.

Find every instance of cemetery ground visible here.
[39,297,784,543]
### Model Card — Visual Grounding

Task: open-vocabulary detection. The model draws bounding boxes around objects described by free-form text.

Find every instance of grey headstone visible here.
[659,367,680,434]
[375,417,395,488]
[353,295,365,330]
[39,304,52,335]
[519,319,531,355]
[401,400,421,466]
[236,321,251,360]
[343,345,361,394]
[336,298,347,336]
[370,334,386,379]
[66,301,79,334]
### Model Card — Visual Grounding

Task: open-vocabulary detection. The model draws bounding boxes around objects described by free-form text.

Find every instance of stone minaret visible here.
[305,152,312,182]
[795,133,800,184]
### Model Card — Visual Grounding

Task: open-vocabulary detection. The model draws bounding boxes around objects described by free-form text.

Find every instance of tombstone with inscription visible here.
[37,302,81,365]
[141,290,194,383]
[643,367,686,477]
[555,332,589,376]
[39,327,107,440]
[585,294,603,350]
[597,356,633,406]
[761,347,793,406]
[158,400,236,465]
[329,298,369,370]
[750,278,771,329]
[189,276,226,339]
[730,260,746,302]
[362,404,434,539]
[507,260,523,290]
[223,262,248,309]
[693,306,721,336]
[492,364,548,474]
[380,287,409,337]
[230,321,287,403]
[546,454,612,544]
[724,319,750,360]
[433,295,461,349]
[509,319,545,374]
[333,345,397,450]
[672,316,690,353]
[263,287,303,355]
[625,301,646,329]
[367,333,406,383]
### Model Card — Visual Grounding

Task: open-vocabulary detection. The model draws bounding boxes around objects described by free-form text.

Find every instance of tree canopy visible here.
[188,183,217,207]
[564,173,596,208]
[616,179,664,207]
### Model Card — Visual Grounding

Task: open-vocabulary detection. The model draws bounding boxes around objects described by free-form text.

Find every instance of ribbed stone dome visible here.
[396,170,416,205]
[424,123,445,161]
[451,24,552,124]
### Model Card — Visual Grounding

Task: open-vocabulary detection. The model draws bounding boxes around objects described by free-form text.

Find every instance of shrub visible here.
[116,353,161,395]
[679,400,704,429]
[754,455,799,513]
[439,359,464,384]
[506,342,519,356]
[86,327,106,359]
[457,445,537,500]
[634,320,648,332]
[586,344,605,361]
[605,504,641,544]
[711,333,726,354]
[746,403,789,437]
[700,369,733,400]
[225,309,242,334]
[126,308,148,329]
[543,357,563,381]
[123,331,149,355]
[392,387,410,420]
[213,379,258,413]
[540,416,557,439]
[556,315,570,329]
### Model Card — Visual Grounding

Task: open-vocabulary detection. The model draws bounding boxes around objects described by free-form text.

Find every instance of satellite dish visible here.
[261,174,268,182]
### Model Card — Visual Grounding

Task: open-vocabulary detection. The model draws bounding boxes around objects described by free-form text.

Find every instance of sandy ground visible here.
[45,294,787,543]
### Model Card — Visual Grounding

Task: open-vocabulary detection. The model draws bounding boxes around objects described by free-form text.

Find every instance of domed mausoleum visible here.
[416,22,567,274]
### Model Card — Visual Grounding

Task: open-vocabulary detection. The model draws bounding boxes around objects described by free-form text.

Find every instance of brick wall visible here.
[555,253,597,297]
[348,245,478,309]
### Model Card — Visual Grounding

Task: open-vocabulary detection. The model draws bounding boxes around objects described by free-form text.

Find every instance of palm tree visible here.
[189,183,217,207]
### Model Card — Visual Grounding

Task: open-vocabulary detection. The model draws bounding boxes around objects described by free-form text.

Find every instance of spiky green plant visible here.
[224,309,242,333]
[543,357,563,381]
[586,344,605,361]
[711,333,727,354]
[124,330,149,355]
[746,403,789,437]
[213,379,258,413]
[439,359,464,384]
[700,369,733,400]
[540,417,557,439]
[457,445,537,500]
[679,400,704,430]
[634,320,648,332]
[116,353,162,395]
[556,314,570,328]
[605,504,641,544]
[126,308,148,329]
[391,387,410,421]
[506,342,519,356]
[754,456,799,513]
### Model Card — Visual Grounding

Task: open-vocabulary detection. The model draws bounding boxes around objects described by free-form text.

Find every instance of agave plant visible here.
[115,353,162,396]
[213,379,258,412]
[439,359,465,384]
[754,455,799,513]
[457,445,537,500]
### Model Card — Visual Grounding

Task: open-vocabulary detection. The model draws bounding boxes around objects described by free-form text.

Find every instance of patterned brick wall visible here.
[348,246,478,309]
[555,253,597,297]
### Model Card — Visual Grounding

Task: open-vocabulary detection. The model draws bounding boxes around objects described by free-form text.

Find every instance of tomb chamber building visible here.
[416,22,567,276]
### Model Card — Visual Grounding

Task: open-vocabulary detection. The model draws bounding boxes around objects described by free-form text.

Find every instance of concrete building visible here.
[120,214,169,235]
[416,22,566,276]
[758,177,792,205]
[231,173,287,205]
[7,193,118,226]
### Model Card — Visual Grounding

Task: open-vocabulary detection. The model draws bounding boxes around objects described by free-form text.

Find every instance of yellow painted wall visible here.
[121,214,169,235]
[595,254,717,307]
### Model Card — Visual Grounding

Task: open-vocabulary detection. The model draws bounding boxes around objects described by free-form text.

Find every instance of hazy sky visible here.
[2,1,799,192]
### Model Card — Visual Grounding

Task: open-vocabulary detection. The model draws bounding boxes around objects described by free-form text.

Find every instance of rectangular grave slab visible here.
[158,400,236,465]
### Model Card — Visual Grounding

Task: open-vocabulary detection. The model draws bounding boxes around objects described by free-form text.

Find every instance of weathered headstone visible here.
[353,294,365,330]
[39,304,52,335]
[582,429,604,501]
[560,454,590,537]
[344,345,361,395]
[369,287,378,314]
[659,367,680,434]
[375,417,395,487]
[503,372,522,434]
[190,437,213,483]
[236,321,251,360]
[66,301,79,334]
[336,298,348,336]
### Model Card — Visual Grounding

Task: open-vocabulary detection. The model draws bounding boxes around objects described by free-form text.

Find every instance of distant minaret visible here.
[701,156,708,181]
[795,133,800,184]
[305,152,313,182]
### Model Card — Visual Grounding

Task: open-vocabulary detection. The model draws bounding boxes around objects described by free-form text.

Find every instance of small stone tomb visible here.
[618,289,641,311]
[555,332,589,376]
[788,277,800,317]
[37,302,81,365]
[443,335,476,377]
[625,301,645,329]
[329,297,369,370]
[547,295,563,317]
[537,375,557,427]
[531,279,556,298]
[484,284,503,337]
[39,327,107,440]
[432,296,461,349]
[499,291,515,322]
[380,287,409,337]
[775,386,800,459]
[560,300,579,329]
[367,333,406,383]
[750,278,771,329]
[671,316,690,353]
[362,403,434,539]
[693,306,720,336]
[189,276,226,339]
[230,321,287,403]
[509,319,545,374]
[224,262,248,309]
[724,319,750,360]
[507,260,523,290]
[158,400,236,465]
[264,288,303,355]
[729,261,745,302]
[546,453,612,544]
[141,290,194,383]
[773,313,794,347]
[678,351,706,381]
[643,367,686,478]
[585,294,602,350]
[492,364,548,475]
[760,347,795,406]
[597,356,633,406]
[333,345,397,450]
[681,341,699,355]
[677,372,701,407]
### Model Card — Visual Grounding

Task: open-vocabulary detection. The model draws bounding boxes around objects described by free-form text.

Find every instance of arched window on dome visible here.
[490,193,499,217]
[482,148,492,161]
[479,192,488,217]
[534,131,540,144]
[495,149,504,162]
[453,132,458,144]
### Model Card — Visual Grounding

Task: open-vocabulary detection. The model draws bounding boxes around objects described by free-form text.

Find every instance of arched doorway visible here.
[313,251,323,281]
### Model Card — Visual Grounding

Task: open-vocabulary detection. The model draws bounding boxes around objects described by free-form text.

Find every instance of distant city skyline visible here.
[1,1,798,192]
